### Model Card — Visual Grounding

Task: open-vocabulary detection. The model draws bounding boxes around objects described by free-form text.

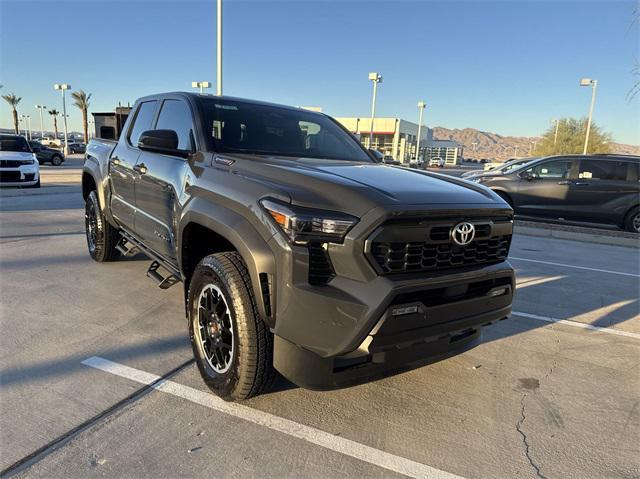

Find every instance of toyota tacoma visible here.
[82,92,514,400]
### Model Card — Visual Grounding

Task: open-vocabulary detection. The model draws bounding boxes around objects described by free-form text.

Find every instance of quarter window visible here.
[579,160,628,181]
[155,100,195,151]
[128,101,157,147]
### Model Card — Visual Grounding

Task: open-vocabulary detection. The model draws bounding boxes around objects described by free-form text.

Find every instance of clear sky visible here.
[1,0,638,144]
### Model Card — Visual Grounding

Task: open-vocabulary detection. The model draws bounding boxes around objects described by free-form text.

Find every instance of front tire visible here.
[188,252,276,401]
[624,207,640,233]
[85,190,121,262]
[51,155,63,166]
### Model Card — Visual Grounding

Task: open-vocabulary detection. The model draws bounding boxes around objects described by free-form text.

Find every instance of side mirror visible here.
[138,129,190,157]
[369,149,384,163]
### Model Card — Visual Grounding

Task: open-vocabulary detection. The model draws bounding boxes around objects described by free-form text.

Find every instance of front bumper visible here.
[273,259,514,389]
[0,165,39,187]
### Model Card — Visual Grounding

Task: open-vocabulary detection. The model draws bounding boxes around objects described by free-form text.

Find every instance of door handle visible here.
[557,180,570,185]
[111,157,121,166]
[133,163,147,175]
[574,182,589,186]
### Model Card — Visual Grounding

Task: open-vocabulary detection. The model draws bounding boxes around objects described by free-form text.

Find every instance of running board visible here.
[115,236,139,257]
[146,261,180,289]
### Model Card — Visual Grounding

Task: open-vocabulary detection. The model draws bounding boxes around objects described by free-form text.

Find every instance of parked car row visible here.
[38,136,86,153]
[468,154,640,233]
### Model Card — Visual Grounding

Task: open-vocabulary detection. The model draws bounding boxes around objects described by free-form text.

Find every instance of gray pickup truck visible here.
[83,92,515,400]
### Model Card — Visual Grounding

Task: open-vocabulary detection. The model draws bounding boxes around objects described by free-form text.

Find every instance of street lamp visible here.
[471,142,478,152]
[217,0,223,95]
[19,115,27,137]
[35,105,47,140]
[551,118,560,148]
[54,83,71,154]
[579,78,598,155]
[415,101,426,163]
[26,115,32,140]
[89,119,95,140]
[191,81,212,94]
[368,72,382,148]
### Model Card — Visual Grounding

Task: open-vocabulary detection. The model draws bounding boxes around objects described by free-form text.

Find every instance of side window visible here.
[155,100,195,151]
[526,160,572,179]
[579,159,628,181]
[128,101,157,147]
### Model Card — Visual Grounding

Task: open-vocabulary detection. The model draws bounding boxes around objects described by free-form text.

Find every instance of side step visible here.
[146,261,180,289]
[115,236,140,257]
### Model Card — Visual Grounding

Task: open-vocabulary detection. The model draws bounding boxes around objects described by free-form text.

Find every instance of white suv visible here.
[0,135,40,188]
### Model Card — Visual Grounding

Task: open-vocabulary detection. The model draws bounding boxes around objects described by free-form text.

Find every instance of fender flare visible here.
[179,198,277,327]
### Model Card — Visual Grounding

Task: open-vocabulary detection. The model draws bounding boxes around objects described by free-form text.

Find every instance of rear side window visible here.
[128,100,157,147]
[155,100,195,151]
[526,160,572,179]
[579,159,628,181]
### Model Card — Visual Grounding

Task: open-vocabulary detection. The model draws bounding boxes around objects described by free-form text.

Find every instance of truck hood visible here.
[229,155,502,215]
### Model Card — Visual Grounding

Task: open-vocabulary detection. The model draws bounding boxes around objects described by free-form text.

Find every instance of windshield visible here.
[0,137,31,153]
[200,99,372,162]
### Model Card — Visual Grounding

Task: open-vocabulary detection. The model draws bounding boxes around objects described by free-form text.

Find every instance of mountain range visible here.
[432,127,640,161]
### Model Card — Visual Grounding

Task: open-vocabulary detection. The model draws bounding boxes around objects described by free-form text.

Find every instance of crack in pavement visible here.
[515,394,547,479]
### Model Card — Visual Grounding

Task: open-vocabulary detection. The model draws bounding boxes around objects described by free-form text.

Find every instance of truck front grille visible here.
[367,216,512,275]
[0,171,22,182]
[0,160,22,168]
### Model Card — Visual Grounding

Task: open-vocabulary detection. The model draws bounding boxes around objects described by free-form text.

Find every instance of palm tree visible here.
[2,93,21,134]
[71,90,92,143]
[48,109,60,139]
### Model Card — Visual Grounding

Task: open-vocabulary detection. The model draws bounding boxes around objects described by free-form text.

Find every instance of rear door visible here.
[568,158,639,226]
[133,98,193,259]
[515,158,577,219]
[109,100,157,231]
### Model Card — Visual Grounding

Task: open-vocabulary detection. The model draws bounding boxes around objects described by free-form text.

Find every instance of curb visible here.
[514,225,639,248]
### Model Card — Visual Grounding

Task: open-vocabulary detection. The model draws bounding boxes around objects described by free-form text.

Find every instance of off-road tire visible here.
[188,252,276,401]
[85,190,121,262]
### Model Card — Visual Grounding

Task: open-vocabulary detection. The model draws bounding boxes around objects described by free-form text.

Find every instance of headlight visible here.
[260,198,358,245]
[20,159,35,165]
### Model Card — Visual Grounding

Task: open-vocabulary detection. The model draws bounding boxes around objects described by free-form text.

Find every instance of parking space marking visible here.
[82,356,463,479]
[512,311,640,339]
[510,257,640,278]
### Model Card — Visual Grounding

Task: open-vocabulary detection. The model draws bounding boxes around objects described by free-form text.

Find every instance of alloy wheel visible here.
[197,284,234,374]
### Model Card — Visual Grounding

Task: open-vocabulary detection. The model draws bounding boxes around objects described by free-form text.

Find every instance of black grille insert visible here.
[0,160,22,168]
[0,171,21,182]
[308,243,335,285]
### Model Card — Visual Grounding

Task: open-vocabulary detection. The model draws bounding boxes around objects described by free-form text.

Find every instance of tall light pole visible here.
[19,115,27,137]
[54,84,71,154]
[551,118,560,148]
[26,115,32,140]
[191,81,211,94]
[35,105,46,139]
[514,145,519,157]
[368,72,382,148]
[89,119,95,139]
[415,101,426,162]
[580,78,598,155]
[217,0,223,95]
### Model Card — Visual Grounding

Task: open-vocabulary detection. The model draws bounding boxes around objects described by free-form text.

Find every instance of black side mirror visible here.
[369,149,384,163]
[138,129,189,157]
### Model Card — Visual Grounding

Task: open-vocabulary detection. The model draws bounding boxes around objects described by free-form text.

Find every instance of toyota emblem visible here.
[451,222,475,246]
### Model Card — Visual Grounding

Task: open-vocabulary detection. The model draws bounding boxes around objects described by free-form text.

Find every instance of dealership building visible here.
[335,117,433,164]
[424,139,464,166]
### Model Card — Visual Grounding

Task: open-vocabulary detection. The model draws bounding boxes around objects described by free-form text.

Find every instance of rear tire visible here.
[51,155,63,166]
[624,207,640,233]
[188,252,276,401]
[85,190,121,262]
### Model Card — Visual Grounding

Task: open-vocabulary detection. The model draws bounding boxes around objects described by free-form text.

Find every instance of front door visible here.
[134,99,195,259]
[515,158,577,219]
[108,100,157,232]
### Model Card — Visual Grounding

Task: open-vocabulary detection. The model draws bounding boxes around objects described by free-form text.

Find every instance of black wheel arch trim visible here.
[180,199,277,328]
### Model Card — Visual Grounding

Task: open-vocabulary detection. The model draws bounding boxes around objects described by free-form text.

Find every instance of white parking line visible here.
[81,356,463,479]
[510,257,640,278]
[512,311,640,340]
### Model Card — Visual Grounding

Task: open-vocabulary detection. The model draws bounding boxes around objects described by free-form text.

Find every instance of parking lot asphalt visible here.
[0,164,638,479]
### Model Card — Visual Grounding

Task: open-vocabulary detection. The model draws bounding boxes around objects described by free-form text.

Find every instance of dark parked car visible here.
[29,141,65,166]
[68,142,86,154]
[475,154,640,232]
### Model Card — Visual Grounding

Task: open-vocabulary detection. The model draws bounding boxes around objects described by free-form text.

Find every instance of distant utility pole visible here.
[217,0,223,95]
[514,145,518,157]
[368,72,382,148]
[529,140,537,156]
[35,105,46,139]
[579,78,598,155]
[54,83,71,155]
[415,101,426,162]
[471,142,478,152]
[20,115,26,137]
[552,118,560,147]
[27,115,32,140]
